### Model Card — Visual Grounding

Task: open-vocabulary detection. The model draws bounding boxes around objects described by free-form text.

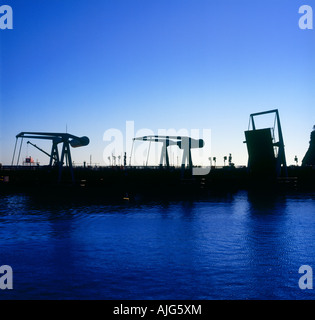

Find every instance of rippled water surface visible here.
[1,190,315,300]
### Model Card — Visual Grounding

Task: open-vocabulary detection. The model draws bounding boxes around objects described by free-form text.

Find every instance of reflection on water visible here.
[0,190,315,299]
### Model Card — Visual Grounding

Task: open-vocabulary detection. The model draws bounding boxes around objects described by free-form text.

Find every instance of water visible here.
[1,190,315,300]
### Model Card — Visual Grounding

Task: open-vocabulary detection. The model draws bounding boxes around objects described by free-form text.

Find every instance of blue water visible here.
[1,190,315,300]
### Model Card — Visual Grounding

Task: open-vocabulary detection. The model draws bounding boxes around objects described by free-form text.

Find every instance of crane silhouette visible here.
[12,132,89,184]
[133,135,204,175]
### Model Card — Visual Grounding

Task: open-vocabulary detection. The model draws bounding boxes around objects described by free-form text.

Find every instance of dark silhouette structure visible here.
[132,135,204,176]
[12,132,89,183]
[244,109,287,179]
[302,126,315,166]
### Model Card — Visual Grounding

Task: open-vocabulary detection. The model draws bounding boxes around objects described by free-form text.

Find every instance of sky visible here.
[0,0,314,167]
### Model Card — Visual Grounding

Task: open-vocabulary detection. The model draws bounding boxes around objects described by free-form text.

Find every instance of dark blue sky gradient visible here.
[1,0,314,166]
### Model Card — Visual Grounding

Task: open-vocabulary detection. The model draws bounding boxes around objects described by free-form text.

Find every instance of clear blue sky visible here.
[1,0,314,166]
